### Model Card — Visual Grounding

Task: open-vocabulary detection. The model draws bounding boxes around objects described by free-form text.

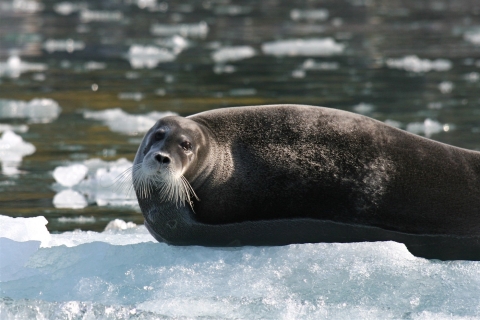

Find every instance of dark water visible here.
[1,0,479,232]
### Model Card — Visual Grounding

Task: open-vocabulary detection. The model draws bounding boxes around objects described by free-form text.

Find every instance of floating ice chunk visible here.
[290,8,329,21]
[0,98,61,123]
[53,2,87,15]
[438,81,454,94]
[154,35,190,54]
[213,5,252,16]
[262,38,345,57]
[229,88,256,96]
[150,21,209,38]
[0,124,28,133]
[301,58,339,70]
[84,61,106,71]
[352,102,374,114]
[84,108,176,134]
[0,55,47,78]
[118,92,144,101]
[57,216,95,223]
[406,119,446,138]
[43,39,86,53]
[384,119,402,128]
[53,164,88,187]
[53,190,88,209]
[464,72,480,82]
[104,219,137,231]
[127,45,176,69]
[0,130,35,175]
[291,69,306,78]
[386,55,452,73]
[464,29,480,45]
[51,158,139,208]
[0,0,44,13]
[80,9,123,22]
[0,215,50,245]
[212,46,256,63]
[213,64,236,74]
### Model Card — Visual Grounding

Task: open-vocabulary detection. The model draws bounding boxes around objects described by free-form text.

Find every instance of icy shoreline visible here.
[1,215,479,319]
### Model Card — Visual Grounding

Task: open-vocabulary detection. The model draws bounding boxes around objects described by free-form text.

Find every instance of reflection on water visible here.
[0,0,479,231]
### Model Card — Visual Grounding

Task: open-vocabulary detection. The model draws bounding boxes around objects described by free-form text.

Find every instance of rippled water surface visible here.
[1,0,480,232]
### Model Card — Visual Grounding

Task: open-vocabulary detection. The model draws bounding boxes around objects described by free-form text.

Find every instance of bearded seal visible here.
[132,104,480,260]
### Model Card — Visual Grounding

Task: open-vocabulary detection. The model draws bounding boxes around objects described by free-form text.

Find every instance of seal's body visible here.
[133,105,480,260]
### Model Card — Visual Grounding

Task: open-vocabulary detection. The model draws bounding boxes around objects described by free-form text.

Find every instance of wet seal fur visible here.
[133,105,480,260]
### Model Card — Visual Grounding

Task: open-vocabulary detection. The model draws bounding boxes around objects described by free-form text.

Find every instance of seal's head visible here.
[132,116,206,207]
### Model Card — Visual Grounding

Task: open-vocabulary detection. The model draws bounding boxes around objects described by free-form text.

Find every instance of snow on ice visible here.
[0,215,479,319]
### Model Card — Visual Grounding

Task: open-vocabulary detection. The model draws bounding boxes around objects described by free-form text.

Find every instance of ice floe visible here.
[0,130,35,175]
[406,119,448,138]
[43,39,86,53]
[0,98,61,123]
[53,189,88,209]
[83,108,176,135]
[51,158,138,209]
[0,215,479,319]
[352,102,375,114]
[0,0,44,13]
[464,28,480,45]
[0,124,28,133]
[262,38,345,57]
[211,46,256,63]
[118,92,144,101]
[385,55,452,73]
[0,56,47,78]
[301,58,339,70]
[53,2,88,15]
[154,35,189,55]
[84,61,106,71]
[150,21,209,38]
[290,8,329,21]
[438,81,454,94]
[80,9,123,22]
[126,45,176,69]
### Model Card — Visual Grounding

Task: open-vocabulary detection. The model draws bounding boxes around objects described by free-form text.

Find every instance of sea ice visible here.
[80,9,123,22]
[0,124,28,133]
[406,119,446,138]
[0,0,44,13]
[352,102,375,114]
[51,158,139,208]
[0,215,50,245]
[43,39,85,53]
[83,108,176,135]
[0,215,479,319]
[150,21,209,38]
[53,2,88,15]
[126,45,176,69]
[464,28,480,45]
[53,164,89,187]
[301,58,339,70]
[262,38,345,57]
[154,35,189,55]
[0,130,35,175]
[290,8,329,21]
[53,190,88,209]
[0,56,47,78]
[386,55,452,73]
[211,46,256,63]
[0,98,61,123]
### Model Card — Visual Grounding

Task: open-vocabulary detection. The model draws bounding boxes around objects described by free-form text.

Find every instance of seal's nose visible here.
[155,153,171,164]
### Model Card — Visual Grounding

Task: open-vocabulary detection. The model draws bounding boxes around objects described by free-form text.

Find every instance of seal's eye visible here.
[181,141,192,152]
[154,130,165,140]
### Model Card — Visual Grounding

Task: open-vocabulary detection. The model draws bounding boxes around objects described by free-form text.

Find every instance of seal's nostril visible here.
[155,154,170,164]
